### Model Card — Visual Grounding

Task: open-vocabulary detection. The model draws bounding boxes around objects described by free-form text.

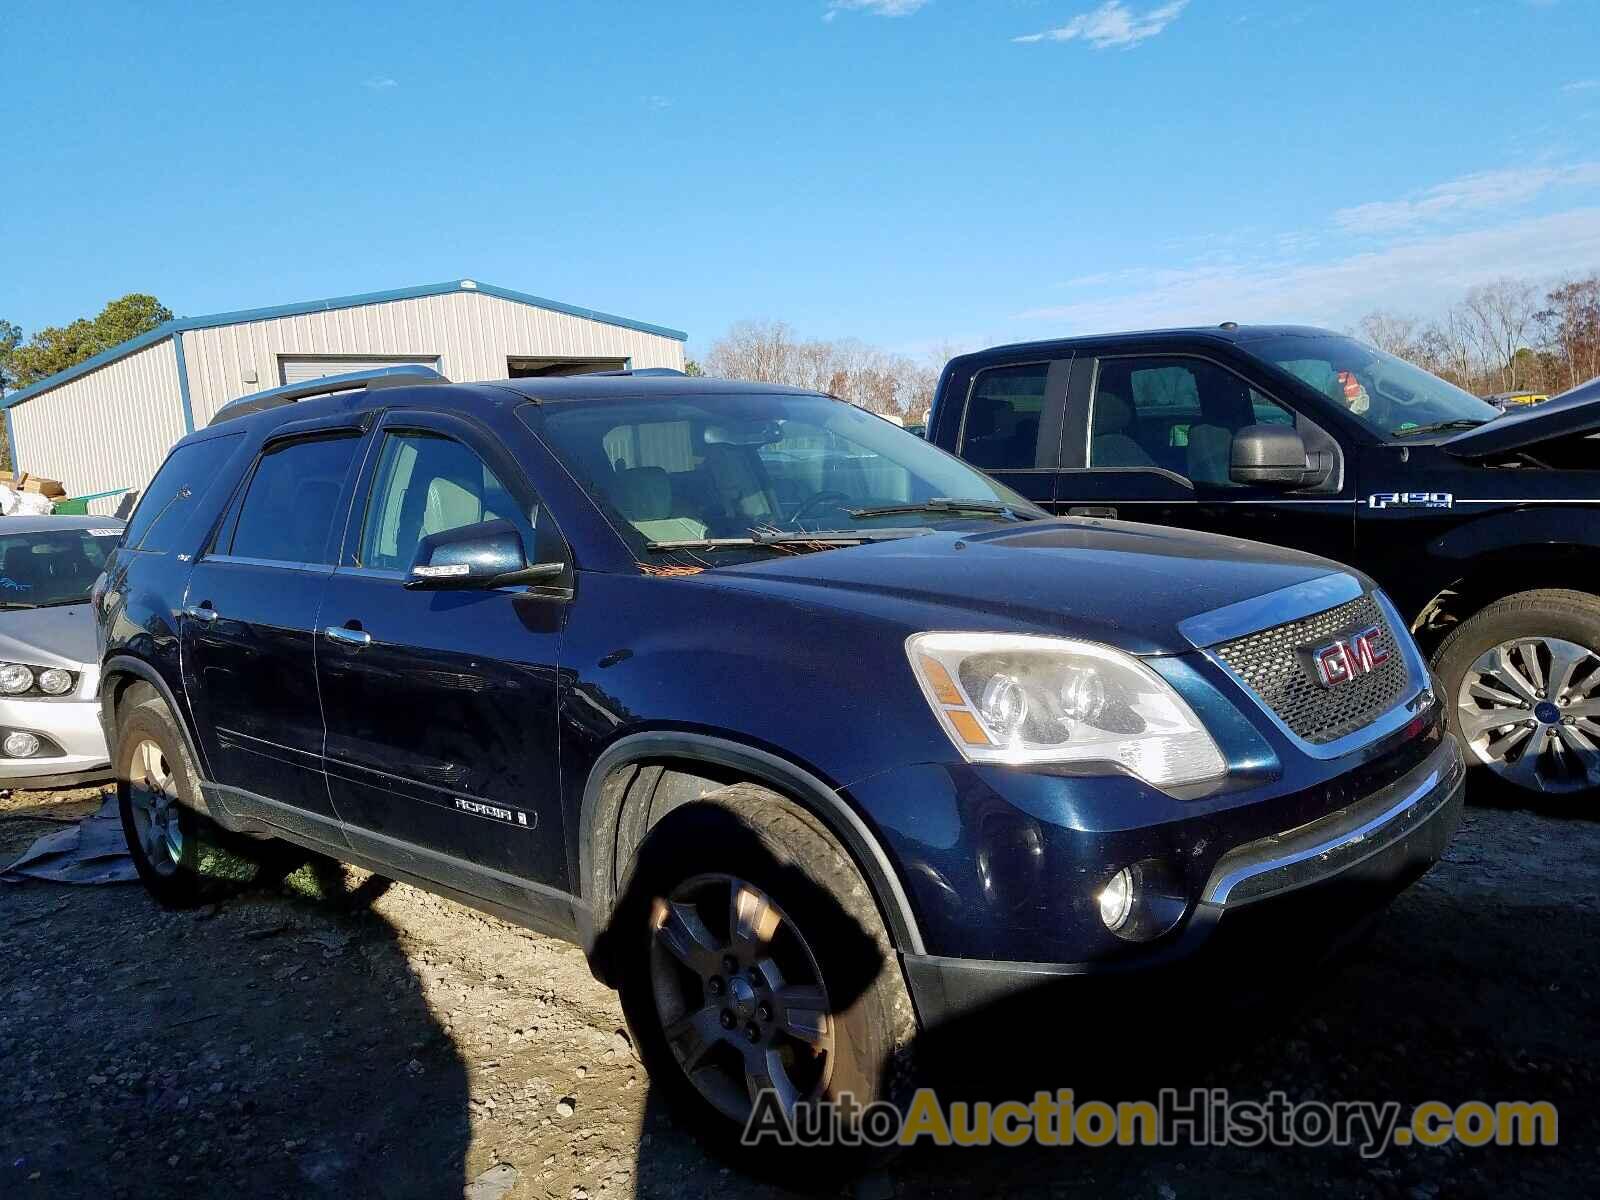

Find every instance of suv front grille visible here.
[1215,592,1410,746]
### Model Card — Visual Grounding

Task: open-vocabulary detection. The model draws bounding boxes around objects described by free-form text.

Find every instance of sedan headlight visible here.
[0,664,35,695]
[906,632,1226,788]
[37,668,75,696]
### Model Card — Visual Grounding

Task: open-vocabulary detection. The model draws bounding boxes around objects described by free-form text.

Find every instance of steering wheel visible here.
[787,491,855,529]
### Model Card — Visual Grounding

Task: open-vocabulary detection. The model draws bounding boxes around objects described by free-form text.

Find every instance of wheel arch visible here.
[1411,544,1600,656]
[99,655,210,803]
[576,731,926,983]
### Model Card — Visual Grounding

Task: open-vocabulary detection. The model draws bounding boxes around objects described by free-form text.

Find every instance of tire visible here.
[115,693,210,907]
[1432,588,1600,800]
[615,783,917,1174]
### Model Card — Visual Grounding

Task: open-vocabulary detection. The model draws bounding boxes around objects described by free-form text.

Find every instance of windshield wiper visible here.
[1392,418,1493,439]
[644,529,925,552]
[846,497,1044,521]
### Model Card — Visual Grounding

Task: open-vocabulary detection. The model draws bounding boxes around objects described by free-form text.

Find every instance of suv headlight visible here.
[906,632,1226,788]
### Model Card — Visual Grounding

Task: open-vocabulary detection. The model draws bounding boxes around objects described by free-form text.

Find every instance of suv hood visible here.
[709,519,1355,655]
[0,602,98,669]
[1443,375,1600,458]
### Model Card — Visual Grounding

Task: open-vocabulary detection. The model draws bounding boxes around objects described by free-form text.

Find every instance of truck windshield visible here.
[528,392,1040,566]
[1247,333,1500,440]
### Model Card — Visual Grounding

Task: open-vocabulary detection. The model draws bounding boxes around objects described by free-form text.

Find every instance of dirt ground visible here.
[1,781,1595,1199]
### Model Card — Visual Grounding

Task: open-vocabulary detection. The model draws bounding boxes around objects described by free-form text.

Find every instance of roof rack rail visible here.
[208,365,449,426]
[581,367,686,377]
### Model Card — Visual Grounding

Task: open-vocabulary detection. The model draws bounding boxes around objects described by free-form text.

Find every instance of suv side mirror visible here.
[1230,425,1324,488]
[405,519,566,590]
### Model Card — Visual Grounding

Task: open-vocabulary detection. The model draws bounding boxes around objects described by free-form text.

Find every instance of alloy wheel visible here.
[1456,637,1600,794]
[127,739,184,875]
[648,873,834,1124]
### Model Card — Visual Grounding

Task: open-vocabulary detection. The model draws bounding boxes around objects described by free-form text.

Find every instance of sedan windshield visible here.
[0,527,118,607]
[1248,333,1500,440]
[529,392,1039,565]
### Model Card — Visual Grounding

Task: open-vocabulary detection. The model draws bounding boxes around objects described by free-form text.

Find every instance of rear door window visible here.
[960,364,1051,470]
[222,436,362,565]
[124,432,245,553]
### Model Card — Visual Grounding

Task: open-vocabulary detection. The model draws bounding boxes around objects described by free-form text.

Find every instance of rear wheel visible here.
[1434,589,1600,798]
[116,695,208,906]
[616,783,917,1170]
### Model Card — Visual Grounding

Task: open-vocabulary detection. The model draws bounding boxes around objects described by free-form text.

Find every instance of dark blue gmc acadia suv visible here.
[96,365,1464,1153]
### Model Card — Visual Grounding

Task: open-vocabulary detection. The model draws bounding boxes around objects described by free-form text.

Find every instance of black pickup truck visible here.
[929,326,1600,800]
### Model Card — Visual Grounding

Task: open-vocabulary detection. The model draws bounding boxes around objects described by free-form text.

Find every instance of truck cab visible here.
[930,326,1600,800]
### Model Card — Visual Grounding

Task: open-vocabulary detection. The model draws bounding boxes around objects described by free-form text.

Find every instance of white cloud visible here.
[1013,209,1600,333]
[824,0,929,20]
[1013,1,1188,49]
[1334,163,1600,234]
[363,77,399,91]
[1564,79,1600,93]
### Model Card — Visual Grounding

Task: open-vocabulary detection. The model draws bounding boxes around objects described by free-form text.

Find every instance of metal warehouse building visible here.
[2,278,687,514]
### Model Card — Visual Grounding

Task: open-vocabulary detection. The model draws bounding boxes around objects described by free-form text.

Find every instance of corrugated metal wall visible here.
[8,337,187,515]
[181,290,685,425]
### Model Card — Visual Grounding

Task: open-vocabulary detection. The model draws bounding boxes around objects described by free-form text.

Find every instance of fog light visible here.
[4,731,41,758]
[1098,867,1135,932]
[38,668,74,696]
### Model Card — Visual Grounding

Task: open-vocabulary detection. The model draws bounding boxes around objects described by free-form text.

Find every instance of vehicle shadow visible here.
[0,838,473,1199]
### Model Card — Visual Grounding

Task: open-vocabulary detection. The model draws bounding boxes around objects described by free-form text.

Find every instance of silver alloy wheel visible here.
[127,739,184,875]
[1456,637,1600,794]
[648,873,835,1123]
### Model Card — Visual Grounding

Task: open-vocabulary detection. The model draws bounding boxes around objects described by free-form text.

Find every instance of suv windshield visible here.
[528,392,1038,565]
[1247,333,1500,439]
[0,526,118,608]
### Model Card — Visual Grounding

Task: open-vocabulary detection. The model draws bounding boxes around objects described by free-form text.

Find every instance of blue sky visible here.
[3,0,1599,359]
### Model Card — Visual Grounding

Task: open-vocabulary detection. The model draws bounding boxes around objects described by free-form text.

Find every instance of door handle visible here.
[1067,505,1118,519]
[324,625,372,648]
[181,604,219,623]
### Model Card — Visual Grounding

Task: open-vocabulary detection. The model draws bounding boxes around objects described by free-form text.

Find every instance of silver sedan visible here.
[0,515,125,788]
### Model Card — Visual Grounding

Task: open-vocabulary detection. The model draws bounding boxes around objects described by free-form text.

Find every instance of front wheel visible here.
[616,784,917,1170]
[1433,588,1600,799]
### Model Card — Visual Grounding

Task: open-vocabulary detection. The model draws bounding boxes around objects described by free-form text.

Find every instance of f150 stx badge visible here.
[1313,626,1391,687]
[1367,492,1453,510]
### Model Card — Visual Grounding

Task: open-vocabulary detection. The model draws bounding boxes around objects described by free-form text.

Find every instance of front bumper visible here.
[900,733,1465,1028]
[0,691,113,791]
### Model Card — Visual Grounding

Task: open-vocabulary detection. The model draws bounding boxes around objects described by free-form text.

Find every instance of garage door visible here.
[278,356,441,385]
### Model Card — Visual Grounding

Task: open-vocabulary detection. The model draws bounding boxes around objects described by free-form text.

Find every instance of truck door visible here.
[1052,352,1357,565]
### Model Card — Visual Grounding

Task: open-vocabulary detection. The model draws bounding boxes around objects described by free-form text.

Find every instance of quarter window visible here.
[1089,357,1294,486]
[961,364,1051,470]
[224,436,361,564]
[358,433,532,571]
[124,432,245,553]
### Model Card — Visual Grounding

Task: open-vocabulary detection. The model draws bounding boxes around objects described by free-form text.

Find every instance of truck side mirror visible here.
[1230,425,1321,488]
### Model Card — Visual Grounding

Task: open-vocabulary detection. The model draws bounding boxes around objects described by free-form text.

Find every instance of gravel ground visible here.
[1,781,1595,1199]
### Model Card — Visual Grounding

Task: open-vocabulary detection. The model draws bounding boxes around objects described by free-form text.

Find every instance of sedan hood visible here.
[708,519,1355,655]
[1443,375,1600,458]
[0,602,99,669]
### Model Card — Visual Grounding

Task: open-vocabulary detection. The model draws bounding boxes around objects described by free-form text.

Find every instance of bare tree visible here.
[1355,311,1422,359]
[1537,275,1600,392]
[703,322,939,418]
[1463,278,1540,391]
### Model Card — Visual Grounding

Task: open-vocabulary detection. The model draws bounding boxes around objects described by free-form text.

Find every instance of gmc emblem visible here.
[1312,625,1390,687]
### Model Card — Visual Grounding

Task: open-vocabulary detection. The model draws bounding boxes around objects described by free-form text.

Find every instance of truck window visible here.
[1090,357,1294,486]
[960,364,1050,470]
